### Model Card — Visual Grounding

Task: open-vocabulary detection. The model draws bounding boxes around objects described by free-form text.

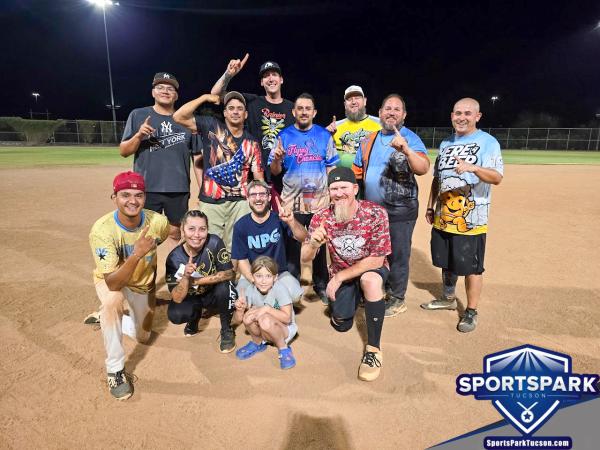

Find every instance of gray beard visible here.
[382,119,404,132]
[334,202,352,223]
[345,106,367,122]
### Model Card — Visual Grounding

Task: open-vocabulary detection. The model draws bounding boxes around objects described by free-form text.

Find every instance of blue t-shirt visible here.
[354,128,427,221]
[231,212,291,273]
[268,124,339,214]
[433,129,504,235]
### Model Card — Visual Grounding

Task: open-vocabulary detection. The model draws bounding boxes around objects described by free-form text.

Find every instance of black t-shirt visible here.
[165,235,233,296]
[243,93,294,181]
[193,115,262,204]
[122,106,201,193]
[231,212,291,273]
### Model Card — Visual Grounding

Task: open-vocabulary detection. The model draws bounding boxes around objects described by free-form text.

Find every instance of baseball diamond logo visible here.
[456,345,598,436]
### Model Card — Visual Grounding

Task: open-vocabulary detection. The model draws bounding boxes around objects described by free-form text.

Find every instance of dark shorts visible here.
[145,192,190,225]
[329,266,389,320]
[430,228,486,276]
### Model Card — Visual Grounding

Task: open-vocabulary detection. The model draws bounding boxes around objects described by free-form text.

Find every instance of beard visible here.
[333,201,353,223]
[381,118,404,132]
[249,202,269,217]
[345,106,367,122]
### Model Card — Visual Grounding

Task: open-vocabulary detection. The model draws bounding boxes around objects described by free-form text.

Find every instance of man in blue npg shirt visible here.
[231,180,307,303]
[353,94,430,317]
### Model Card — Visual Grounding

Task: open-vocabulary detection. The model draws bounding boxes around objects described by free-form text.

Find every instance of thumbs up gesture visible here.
[326,115,337,134]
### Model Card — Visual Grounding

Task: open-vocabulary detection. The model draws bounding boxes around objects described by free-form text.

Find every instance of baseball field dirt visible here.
[1,164,598,449]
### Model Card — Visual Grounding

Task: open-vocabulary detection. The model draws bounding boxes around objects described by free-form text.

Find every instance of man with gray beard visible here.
[302,167,391,382]
[326,85,381,168]
[352,94,429,317]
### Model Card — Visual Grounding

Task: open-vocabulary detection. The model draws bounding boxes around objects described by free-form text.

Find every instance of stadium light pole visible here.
[491,96,499,106]
[88,0,120,143]
[32,92,40,103]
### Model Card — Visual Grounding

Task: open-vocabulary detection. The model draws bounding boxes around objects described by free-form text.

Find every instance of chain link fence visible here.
[1,119,599,150]
[414,127,600,151]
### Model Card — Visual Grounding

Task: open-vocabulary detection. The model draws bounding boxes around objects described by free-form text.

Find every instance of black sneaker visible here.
[106,370,133,401]
[219,329,236,353]
[458,308,478,333]
[184,319,199,337]
[316,289,329,305]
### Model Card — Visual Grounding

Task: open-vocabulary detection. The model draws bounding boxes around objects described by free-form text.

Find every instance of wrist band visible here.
[426,208,434,212]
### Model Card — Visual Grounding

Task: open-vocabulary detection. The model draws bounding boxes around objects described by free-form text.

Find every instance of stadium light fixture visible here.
[32,92,40,103]
[87,0,120,142]
[491,96,499,106]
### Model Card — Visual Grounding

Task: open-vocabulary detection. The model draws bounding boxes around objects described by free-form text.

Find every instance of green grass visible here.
[0,146,599,168]
[427,149,600,165]
[0,146,127,167]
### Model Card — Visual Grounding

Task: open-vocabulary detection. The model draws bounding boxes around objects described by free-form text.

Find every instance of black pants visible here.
[285,212,328,292]
[167,281,237,331]
[386,219,416,299]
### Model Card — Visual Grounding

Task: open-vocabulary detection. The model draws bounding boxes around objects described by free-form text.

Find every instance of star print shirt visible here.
[193,115,263,204]
[307,200,391,276]
[89,209,169,293]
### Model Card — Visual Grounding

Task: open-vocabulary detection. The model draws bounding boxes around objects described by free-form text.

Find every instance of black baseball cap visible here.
[152,72,179,90]
[259,61,282,77]
[328,167,357,186]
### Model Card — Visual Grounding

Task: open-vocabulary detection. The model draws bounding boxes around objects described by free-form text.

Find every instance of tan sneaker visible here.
[358,345,383,381]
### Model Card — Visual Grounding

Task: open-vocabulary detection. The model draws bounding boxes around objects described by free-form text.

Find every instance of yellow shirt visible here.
[333,115,382,168]
[89,209,169,293]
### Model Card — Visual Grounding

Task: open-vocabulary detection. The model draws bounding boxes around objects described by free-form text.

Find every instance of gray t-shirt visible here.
[122,106,201,192]
[245,280,296,327]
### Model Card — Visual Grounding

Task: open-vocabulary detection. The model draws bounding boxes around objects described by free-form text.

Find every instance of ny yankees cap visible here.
[344,85,365,99]
[259,61,282,77]
[152,72,179,90]
[224,91,246,107]
[113,171,145,193]
[328,167,357,186]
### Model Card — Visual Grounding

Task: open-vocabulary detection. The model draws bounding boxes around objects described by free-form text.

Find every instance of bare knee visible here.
[258,315,274,331]
[168,224,181,241]
[360,272,384,299]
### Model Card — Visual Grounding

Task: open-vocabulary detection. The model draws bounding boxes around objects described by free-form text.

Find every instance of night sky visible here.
[2,0,600,127]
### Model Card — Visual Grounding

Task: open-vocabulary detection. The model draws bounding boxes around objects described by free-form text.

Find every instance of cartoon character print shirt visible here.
[433,129,504,235]
[354,129,428,221]
[90,209,169,293]
[243,93,295,182]
[268,124,340,214]
[194,115,263,204]
[165,235,233,296]
[122,106,201,192]
[333,115,381,169]
[307,200,392,277]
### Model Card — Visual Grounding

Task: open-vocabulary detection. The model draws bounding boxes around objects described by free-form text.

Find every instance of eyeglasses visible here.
[154,85,176,93]
[248,192,269,199]
[254,273,274,280]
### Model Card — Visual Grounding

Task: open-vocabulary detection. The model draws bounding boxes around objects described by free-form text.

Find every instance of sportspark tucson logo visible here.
[457,345,598,440]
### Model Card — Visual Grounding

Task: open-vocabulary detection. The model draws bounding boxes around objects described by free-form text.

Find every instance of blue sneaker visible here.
[235,340,267,360]
[278,347,296,370]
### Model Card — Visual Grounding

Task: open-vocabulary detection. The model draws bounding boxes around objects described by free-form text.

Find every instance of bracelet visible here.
[426,208,434,212]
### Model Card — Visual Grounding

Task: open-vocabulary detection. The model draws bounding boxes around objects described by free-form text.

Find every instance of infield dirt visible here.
[1,164,599,449]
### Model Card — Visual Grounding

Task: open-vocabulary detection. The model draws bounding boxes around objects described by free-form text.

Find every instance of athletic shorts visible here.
[329,266,389,320]
[145,192,190,225]
[430,228,486,276]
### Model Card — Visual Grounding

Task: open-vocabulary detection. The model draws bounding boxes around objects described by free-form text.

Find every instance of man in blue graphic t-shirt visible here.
[231,180,306,302]
[353,94,430,317]
[268,93,339,303]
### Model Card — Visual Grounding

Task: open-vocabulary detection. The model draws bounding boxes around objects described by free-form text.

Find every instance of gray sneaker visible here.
[384,295,408,317]
[420,296,458,311]
[457,309,478,333]
[107,370,133,401]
